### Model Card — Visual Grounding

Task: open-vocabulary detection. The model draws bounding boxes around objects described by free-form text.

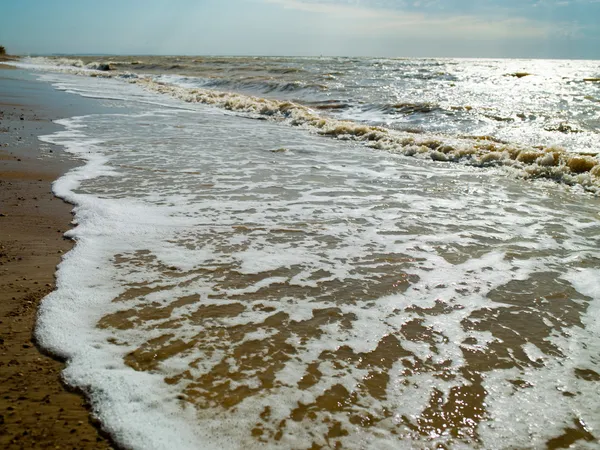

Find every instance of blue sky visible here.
[1,0,599,58]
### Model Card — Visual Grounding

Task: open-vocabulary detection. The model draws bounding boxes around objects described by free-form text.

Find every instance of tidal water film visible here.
[12,56,600,449]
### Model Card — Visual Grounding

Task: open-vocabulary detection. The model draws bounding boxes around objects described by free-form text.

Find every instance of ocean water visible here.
[12,57,600,449]
[16,56,600,193]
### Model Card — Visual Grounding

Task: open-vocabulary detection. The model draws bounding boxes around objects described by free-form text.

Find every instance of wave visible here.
[22,56,114,72]
[198,77,328,94]
[133,77,600,193]
[17,57,600,194]
[362,102,444,116]
[393,70,458,82]
[303,100,351,111]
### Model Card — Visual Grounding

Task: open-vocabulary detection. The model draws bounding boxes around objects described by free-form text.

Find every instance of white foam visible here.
[31,65,600,449]
[16,56,600,193]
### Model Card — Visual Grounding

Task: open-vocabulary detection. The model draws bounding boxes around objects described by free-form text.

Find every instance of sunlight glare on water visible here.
[26,66,600,449]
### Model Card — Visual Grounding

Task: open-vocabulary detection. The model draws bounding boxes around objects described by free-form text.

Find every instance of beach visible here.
[1,57,599,449]
[0,66,111,448]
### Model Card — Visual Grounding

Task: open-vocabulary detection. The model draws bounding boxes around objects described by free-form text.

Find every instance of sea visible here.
[10,56,600,449]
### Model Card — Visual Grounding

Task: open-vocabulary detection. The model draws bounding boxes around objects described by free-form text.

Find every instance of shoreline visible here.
[1,57,598,449]
[0,67,113,448]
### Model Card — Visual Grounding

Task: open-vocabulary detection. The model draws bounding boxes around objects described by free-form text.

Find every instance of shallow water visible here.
[27,56,600,151]
[15,56,600,194]
[18,64,600,449]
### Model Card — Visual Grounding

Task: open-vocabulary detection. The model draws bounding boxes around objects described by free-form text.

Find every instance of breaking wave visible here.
[14,56,600,194]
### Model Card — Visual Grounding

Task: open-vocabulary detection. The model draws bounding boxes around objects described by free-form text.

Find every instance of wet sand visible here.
[0,67,113,448]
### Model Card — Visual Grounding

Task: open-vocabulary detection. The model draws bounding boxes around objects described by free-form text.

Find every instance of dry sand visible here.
[0,69,113,448]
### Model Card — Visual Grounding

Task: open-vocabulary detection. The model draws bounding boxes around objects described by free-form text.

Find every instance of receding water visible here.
[12,58,600,449]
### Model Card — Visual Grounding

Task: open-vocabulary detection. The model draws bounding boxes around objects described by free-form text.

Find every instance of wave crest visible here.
[19,56,600,194]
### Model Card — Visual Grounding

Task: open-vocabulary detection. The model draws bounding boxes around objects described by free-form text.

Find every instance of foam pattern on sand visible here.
[32,71,600,449]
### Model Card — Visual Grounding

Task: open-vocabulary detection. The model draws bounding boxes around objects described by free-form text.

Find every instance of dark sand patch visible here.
[0,69,113,448]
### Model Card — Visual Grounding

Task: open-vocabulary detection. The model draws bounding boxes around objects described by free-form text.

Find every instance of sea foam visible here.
[21,60,600,449]
[12,56,600,194]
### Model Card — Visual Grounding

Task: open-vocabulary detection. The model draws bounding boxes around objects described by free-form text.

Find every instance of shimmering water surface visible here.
[12,57,600,449]
[19,56,600,192]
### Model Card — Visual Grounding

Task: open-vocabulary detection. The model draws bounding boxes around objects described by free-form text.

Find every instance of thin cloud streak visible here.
[263,0,580,39]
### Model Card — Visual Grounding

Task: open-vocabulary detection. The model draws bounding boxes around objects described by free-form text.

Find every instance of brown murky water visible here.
[30,66,600,449]
[98,244,598,448]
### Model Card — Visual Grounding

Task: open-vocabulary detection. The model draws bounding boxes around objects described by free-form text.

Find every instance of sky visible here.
[1,0,599,59]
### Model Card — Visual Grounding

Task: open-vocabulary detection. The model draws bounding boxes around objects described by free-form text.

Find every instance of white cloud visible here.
[263,0,566,39]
